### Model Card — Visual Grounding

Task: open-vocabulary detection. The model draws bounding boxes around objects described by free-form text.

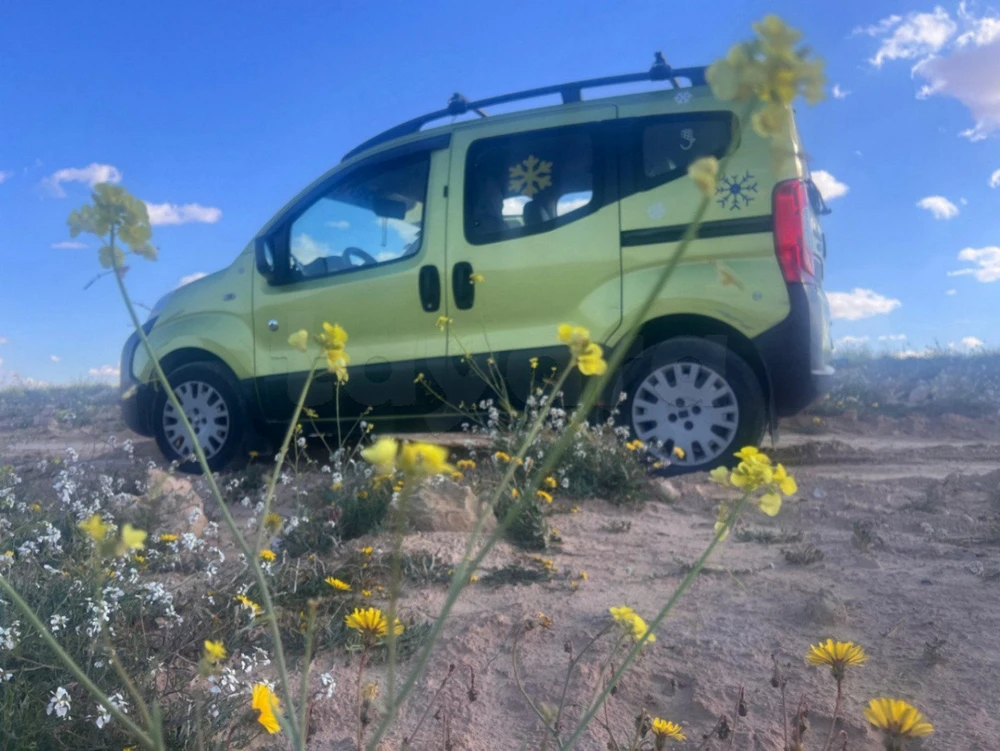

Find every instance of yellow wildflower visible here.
[494,450,512,463]
[259,549,276,562]
[864,698,933,742]
[543,475,557,489]
[529,357,539,369]
[709,466,731,487]
[688,156,719,198]
[345,607,403,639]
[469,272,485,284]
[651,717,686,743]
[536,612,553,629]
[806,639,868,681]
[457,459,477,471]
[571,505,580,514]
[29,503,41,513]
[320,321,348,348]
[609,605,656,643]
[470,574,479,584]
[435,316,452,331]
[360,546,374,556]
[361,437,399,476]
[119,524,147,552]
[251,683,281,734]
[362,682,379,701]
[362,589,372,597]
[302,407,319,419]
[79,515,111,542]
[203,640,227,664]
[158,533,179,543]
[579,571,588,580]
[537,490,553,504]
[325,577,351,591]
[672,445,686,460]
[577,342,607,376]
[235,595,262,616]
[325,347,350,383]
[264,513,282,533]
[558,324,608,376]
[287,329,309,353]
[398,441,455,476]
[625,439,645,452]
[511,488,521,499]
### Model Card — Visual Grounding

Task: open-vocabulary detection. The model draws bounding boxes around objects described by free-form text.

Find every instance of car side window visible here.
[638,113,735,189]
[289,155,430,281]
[464,126,598,245]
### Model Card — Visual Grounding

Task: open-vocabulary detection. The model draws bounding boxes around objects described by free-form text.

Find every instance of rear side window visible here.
[465,125,600,245]
[637,112,736,189]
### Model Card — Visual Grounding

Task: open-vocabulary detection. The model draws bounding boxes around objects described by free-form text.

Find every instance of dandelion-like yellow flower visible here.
[398,441,455,476]
[345,607,403,639]
[203,640,227,663]
[864,698,933,743]
[287,329,309,353]
[264,513,282,533]
[158,533,179,543]
[578,342,607,376]
[457,459,477,471]
[361,546,373,556]
[543,475,557,489]
[259,549,276,562]
[651,717,686,742]
[235,594,262,616]
[536,490,553,504]
[688,157,719,198]
[625,439,645,452]
[325,577,351,591]
[806,639,868,681]
[361,437,399,476]
[251,683,281,734]
[713,447,797,517]
[79,514,111,542]
[119,524,147,553]
[494,450,512,463]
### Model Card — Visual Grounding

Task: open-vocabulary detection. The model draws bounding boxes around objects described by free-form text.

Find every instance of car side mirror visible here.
[255,227,291,285]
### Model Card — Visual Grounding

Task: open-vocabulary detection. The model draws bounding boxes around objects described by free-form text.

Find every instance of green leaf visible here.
[98,244,126,270]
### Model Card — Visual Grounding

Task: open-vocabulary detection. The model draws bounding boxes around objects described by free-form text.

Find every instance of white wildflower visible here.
[47,686,72,719]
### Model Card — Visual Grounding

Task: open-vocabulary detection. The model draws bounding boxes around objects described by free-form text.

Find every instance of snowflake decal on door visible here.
[716,171,758,211]
[673,91,693,104]
[508,155,553,197]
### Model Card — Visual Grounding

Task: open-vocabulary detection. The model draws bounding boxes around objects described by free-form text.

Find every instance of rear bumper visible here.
[120,330,154,436]
[752,283,833,417]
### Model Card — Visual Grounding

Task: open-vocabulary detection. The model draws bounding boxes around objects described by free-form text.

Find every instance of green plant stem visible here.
[336,381,343,449]
[546,624,614,751]
[254,364,319,555]
[511,625,560,742]
[560,493,751,750]
[384,482,412,708]
[102,623,155,735]
[356,647,370,751]
[110,255,303,744]
[297,601,319,751]
[821,679,843,751]
[0,575,157,749]
[367,365,574,748]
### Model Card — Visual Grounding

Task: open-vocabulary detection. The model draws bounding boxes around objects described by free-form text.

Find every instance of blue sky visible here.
[1,0,998,385]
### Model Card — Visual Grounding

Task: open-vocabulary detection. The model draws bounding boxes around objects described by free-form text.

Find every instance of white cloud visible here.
[290,232,331,264]
[832,84,852,99]
[0,337,7,345]
[88,365,120,380]
[51,240,88,249]
[827,288,902,320]
[43,163,122,197]
[144,202,222,226]
[949,246,1000,282]
[811,170,849,201]
[946,288,957,294]
[178,272,208,287]
[385,218,420,244]
[863,7,957,66]
[834,335,870,349]
[326,220,350,230]
[0,170,13,184]
[990,168,1000,187]
[916,195,959,219]
[49,355,60,362]
[878,333,907,341]
[949,335,985,351]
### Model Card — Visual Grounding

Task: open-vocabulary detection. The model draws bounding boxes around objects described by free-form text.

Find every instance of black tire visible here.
[617,336,766,475]
[151,362,246,474]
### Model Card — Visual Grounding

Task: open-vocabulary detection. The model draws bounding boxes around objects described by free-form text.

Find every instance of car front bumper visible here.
[120,329,155,436]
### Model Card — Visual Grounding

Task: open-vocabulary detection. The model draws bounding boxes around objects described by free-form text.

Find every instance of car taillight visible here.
[772,179,815,283]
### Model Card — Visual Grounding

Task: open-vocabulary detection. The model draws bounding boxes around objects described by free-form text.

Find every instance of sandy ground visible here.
[2,409,999,750]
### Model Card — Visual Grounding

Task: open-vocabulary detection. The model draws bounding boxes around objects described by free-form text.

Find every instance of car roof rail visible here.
[342,53,707,161]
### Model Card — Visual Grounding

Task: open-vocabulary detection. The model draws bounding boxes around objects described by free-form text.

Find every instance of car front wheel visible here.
[619,336,767,474]
[152,362,246,473]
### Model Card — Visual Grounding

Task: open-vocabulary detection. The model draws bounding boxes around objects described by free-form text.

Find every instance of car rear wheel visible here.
[619,337,766,475]
[152,362,246,473]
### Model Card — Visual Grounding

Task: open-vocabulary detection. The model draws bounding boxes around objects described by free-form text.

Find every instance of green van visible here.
[120,56,833,473]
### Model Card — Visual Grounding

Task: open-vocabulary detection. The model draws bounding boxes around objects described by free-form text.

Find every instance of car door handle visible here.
[452,261,475,310]
[418,265,441,312]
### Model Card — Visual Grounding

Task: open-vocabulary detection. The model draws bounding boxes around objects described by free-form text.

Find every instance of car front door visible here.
[252,144,450,425]
[443,106,621,408]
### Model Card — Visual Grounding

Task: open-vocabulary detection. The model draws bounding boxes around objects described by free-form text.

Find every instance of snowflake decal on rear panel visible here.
[716,171,758,211]
[508,155,553,197]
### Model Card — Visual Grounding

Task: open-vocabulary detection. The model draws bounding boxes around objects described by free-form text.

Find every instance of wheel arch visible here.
[623,314,772,414]
[158,347,235,379]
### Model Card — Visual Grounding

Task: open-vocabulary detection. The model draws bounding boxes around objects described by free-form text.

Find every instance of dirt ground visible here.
[2,401,999,750]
